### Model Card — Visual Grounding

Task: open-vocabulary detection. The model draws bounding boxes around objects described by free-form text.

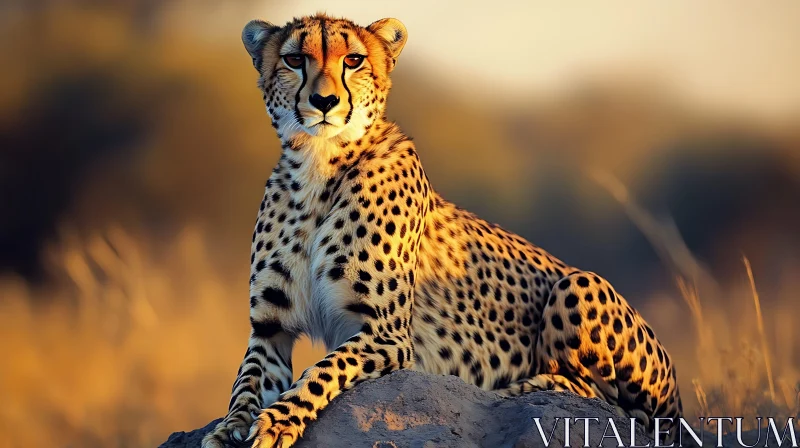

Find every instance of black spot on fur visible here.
[250,318,283,338]
[579,350,600,367]
[566,335,581,350]
[329,266,344,280]
[590,326,602,343]
[269,260,292,280]
[346,302,378,319]
[307,381,324,396]
[262,287,291,308]
[607,335,617,351]
[564,294,579,308]
[551,314,564,330]
[617,365,634,381]
[613,318,623,334]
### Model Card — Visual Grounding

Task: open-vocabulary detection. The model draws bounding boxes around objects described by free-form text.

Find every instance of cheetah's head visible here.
[242,14,407,143]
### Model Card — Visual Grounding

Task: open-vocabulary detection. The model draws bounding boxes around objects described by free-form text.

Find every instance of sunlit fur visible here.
[202,13,683,448]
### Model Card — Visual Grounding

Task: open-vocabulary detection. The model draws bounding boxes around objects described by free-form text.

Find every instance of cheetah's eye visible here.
[344,54,365,69]
[283,55,305,69]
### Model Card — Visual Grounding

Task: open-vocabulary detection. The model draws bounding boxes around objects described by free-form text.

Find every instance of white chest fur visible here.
[249,137,364,350]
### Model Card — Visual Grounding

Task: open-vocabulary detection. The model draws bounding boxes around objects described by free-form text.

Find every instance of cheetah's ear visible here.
[367,18,407,70]
[242,19,280,72]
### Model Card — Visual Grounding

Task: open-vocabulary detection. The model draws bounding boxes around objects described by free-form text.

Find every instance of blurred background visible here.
[1,1,798,446]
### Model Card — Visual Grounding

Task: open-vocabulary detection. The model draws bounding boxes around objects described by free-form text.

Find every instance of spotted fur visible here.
[201,13,684,448]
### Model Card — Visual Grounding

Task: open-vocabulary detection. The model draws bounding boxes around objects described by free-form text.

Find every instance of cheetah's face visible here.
[242,15,407,142]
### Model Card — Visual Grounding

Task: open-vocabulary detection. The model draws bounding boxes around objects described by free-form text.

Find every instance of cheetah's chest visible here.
[249,145,363,343]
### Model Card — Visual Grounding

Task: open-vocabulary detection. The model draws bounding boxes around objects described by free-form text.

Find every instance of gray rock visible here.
[160,370,793,448]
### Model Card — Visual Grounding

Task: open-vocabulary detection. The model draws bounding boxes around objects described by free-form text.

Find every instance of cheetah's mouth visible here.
[300,116,348,139]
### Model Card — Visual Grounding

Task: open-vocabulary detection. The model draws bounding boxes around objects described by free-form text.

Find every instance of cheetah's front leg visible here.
[248,323,412,448]
[202,320,295,448]
[247,148,427,447]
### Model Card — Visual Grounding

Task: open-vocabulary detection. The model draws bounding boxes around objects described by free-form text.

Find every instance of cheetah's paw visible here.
[202,414,254,448]
[247,408,302,448]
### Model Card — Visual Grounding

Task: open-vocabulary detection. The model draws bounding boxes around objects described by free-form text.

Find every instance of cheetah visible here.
[202,13,684,448]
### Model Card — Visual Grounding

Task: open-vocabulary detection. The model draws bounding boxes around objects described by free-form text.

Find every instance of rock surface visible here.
[160,370,787,448]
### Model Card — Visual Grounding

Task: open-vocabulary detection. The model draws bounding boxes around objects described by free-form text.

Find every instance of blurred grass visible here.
[1,2,799,446]
[0,225,323,447]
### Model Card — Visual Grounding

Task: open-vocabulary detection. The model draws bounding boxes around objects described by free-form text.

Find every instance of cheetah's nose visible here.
[309,94,340,114]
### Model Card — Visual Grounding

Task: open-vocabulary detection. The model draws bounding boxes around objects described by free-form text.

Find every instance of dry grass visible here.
[743,255,776,403]
[0,225,323,448]
[679,269,800,432]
